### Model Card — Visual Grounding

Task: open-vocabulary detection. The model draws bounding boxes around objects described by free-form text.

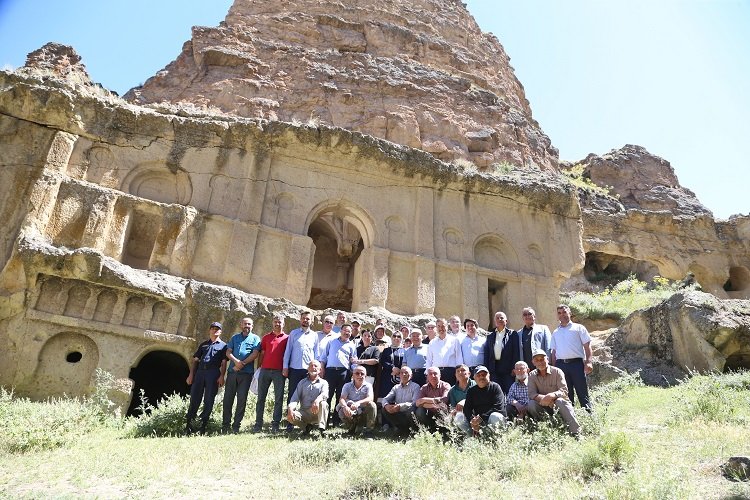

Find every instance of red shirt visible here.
[260,331,289,370]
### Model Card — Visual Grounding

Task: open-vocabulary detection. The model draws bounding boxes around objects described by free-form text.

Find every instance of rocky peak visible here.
[18,42,95,88]
[125,0,558,170]
[576,144,711,218]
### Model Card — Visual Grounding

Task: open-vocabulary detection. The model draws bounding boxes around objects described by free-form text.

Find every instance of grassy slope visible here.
[1,374,749,499]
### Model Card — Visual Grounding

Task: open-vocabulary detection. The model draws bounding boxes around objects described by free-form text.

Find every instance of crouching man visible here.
[287,360,329,437]
[338,365,377,438]
[460,365,506,436]
[527,349,581,437]
[382,366,420,438]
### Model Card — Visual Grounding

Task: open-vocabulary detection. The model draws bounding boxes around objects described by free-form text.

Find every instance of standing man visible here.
[461,365,506,436]
[517,307,552,368]
[377,329,404,400]
[527,348,581,436]
[415,366,450,432]
[352,329,379,385]
[423,320,437,344]
[332,311,346,333]
[551,304,593,410]
[317,314,336,358]
[320,324,357,426]
[382,366,421,438]
[426,318,463,385]
[506,361,530,421]
[338,365,377,438]
[350,319,363,347]
[448,315,466,340]
[460,318,486,375]
[283,311,319,429]
[483,311,519,394]
[287,360,329,437]
[404,328,428,386]
[222,317,261,434]
[185,321,227,435]
[254,314,288,433]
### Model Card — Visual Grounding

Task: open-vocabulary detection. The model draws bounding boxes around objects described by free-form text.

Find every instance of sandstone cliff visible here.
[126,0,557,170]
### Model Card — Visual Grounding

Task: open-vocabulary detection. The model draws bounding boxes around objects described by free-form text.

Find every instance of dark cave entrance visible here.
[126,350,189,417]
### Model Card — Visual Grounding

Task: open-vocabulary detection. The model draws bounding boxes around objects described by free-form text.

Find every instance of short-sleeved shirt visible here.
[227,332,261,374]
[355,344,380,377]
[551,322,591,360]
[193,339,227,369]
[341,381,373,403]
[448,380,476,407]
[260,331,288,370]
[289,376,329,409]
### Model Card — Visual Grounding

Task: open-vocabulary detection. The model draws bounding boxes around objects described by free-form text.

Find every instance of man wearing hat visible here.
[185,321,228,434]
[527,348,581,436]
[460,365,506,436]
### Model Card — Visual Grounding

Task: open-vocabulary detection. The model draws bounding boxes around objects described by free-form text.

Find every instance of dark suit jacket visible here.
[483,327,520,381]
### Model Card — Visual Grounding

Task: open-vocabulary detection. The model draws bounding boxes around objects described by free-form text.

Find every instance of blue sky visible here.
[1,0,747,219]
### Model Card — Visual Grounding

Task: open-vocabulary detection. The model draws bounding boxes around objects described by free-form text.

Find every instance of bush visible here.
[670,372,750,425]
[0,388,114,454]
[564,275,693,322]
[568,432,637,480]
[126,388,223,437]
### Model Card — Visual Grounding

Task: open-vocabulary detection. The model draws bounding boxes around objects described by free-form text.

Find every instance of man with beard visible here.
[287,360,329,438]
[382,366,421,438]
[516,307,552,368]
[283,311,319,430]
[222,317,261,434]
[527,349,581,436]
[505,361,530,421]
[461,365,506,436]
[483,311,519,394]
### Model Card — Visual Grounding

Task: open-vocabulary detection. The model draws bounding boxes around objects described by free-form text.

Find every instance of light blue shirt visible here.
[403,344,428,370]
[321,337,357,369]
[460,335,486,367]
[227,332,261,374]
[283,328,320,370]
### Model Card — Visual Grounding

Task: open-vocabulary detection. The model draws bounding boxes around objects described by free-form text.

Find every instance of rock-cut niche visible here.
[126,350,189,416]
[306,205,369,311]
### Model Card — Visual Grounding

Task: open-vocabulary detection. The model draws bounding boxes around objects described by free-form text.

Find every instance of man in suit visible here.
[482,311,519,394]
[516,307,552,368]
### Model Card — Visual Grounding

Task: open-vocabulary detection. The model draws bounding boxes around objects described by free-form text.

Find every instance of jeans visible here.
[255,368,286,427]
[186,368,220,426]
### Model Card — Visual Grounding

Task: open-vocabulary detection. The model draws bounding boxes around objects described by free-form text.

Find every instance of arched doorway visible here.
[126,350,189,416]
[305,202,373,312]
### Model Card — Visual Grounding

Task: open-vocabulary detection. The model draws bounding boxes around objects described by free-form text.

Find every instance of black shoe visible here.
[270,424,280,434]
[362,429,375,440]
[318,428,325,438]
[252,424,262,433]
[220,426,231,435]
[183,423,195,436]
[301,425,312,436]
[346,426,357,437]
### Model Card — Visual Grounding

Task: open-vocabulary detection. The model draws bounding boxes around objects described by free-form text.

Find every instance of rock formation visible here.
[562,146,750,300]
[126,0,558,170]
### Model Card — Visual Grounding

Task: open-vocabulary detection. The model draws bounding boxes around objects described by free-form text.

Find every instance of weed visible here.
[290,440,353,467]
[562,163,615,196]
[670,372,750,425]
[568,432,637,480]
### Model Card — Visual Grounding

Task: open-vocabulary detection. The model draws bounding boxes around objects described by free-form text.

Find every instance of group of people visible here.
[183,305,593,439]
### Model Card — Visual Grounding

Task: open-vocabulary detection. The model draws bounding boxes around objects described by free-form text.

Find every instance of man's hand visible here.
[282,368,289,377]
[287,408,294,422]
[384,404,398,414]
[311,401,319,415]
[234,361,243,372]
[584,360,593,375]
[470,415,482,432]
[186,374,193,385]
[217,375,225,388]
[540,394,556,406]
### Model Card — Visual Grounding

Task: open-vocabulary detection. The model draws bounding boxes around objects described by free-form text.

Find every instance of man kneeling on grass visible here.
[527,348,581,437]
[338,365,377,438]
[460,365,506,436]
[287,360,329,438]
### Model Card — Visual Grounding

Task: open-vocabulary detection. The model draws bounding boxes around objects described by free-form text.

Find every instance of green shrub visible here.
[563,276,693,322]
[670,372,750,425]
[568,432,637,480]
[126,388,223,437]
[561,163,615,196]
[290,440,353,467]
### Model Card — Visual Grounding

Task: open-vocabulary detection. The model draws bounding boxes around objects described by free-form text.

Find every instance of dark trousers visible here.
[186,368,220,425]
[324,367,348,424]
[383,410,418,431]
[496,373,515,395]
[286,368,308,404]
[222,371,252,431]
[556,359,591,410]
[255,368,286,427]
[438,367,456,385]
[411,369,426,387]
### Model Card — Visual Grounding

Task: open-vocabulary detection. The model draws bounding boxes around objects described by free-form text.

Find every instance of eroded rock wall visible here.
[126,0,557,170]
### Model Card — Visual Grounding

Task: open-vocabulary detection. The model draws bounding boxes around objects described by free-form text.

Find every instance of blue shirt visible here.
[320,337,357,369]
[193,339,227,369]
[460,335,486,367]
[403,344,428,370]
[227,332,261,374]
[283,328,320,370]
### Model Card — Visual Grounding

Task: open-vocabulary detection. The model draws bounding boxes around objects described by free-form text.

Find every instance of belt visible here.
[558,358,582,363]
[198,363,219,370]
[328,367,348,372]
[412,368,426,373]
